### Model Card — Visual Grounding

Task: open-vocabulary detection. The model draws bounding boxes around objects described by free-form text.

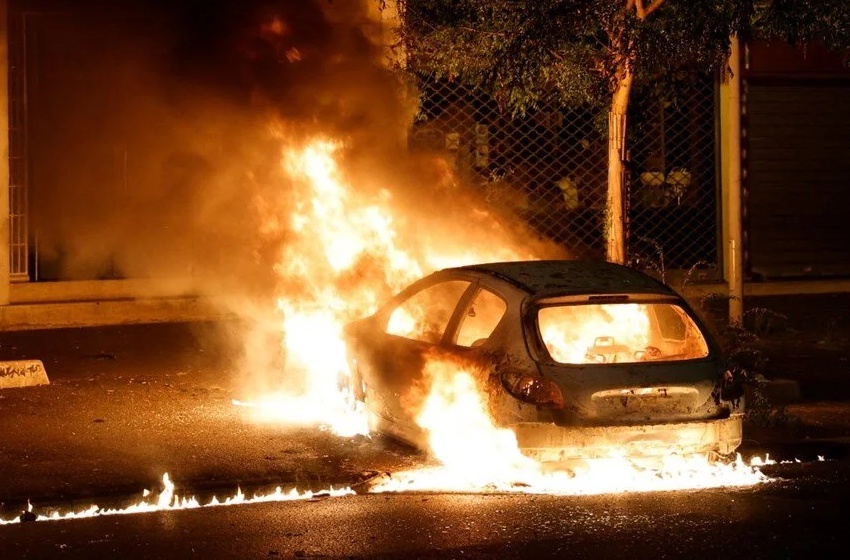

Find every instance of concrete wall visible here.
[0,296,231,331]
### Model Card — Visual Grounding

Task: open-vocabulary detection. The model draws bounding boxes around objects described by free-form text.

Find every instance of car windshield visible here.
[537,302,710,365]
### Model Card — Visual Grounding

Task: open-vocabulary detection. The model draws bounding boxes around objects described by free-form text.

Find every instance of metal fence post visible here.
[721,36,744,325]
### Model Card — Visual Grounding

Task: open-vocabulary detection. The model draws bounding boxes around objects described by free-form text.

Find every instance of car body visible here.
[343,260,743,463]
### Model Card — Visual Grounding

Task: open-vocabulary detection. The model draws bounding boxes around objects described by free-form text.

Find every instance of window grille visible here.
[7,12,29,281]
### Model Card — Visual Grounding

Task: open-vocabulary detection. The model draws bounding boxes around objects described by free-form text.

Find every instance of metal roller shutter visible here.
[745,81,850,278]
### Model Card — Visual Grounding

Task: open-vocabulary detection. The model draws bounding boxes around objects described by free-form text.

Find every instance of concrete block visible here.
[0,360,50,389]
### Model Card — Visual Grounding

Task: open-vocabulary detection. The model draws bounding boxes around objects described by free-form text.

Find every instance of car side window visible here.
[386,280,471,344]
[455,288,507,347]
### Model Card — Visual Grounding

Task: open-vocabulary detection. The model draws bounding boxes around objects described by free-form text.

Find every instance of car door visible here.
[356,277,476,433]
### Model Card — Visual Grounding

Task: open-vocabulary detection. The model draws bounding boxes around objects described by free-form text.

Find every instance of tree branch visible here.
[643,0,668,18]
[635,0,668,20]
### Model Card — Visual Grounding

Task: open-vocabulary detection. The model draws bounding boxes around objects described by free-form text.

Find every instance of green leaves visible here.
[394,0,850,114]
[753,0,850,52]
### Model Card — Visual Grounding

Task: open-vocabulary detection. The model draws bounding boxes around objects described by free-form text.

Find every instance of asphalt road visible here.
[0,459,847,559]
[2,317,850,559]
[0,322,421,506]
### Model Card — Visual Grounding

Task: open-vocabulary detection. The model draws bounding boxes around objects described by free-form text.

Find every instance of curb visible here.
[746,377,802,405]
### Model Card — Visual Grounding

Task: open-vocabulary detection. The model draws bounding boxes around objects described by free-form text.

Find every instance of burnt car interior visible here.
[454,288,507,347]
[385,280,508,348]
[537,300,710,365]
[386,280,471,343]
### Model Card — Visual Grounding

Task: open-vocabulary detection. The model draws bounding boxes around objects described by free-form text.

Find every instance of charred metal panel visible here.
[591,386,701,419]
[513,415,743,462]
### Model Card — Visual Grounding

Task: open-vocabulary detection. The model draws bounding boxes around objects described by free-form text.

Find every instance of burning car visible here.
[343,260,743,463]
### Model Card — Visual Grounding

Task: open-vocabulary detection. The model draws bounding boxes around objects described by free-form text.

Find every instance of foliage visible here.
[754,0,850,50]
[684,291,802,429]
[392,0,850,114]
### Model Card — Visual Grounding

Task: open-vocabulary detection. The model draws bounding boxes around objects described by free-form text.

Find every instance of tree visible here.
[390,0,850,263]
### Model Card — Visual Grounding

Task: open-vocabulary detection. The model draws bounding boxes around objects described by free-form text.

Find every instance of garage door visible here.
[746,82,850,278]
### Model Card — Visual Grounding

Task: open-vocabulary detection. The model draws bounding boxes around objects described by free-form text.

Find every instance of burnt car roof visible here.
[453,260,675,297]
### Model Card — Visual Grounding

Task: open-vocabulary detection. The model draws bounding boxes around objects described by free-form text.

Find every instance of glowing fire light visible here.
[370,456,773,496]
[233,135,788,497]
[234,136,531,436]
[232,394,368,438]
[541,303,652,364]
[370,359,777,495]
[0,473,353,526]
[0,450,824,528]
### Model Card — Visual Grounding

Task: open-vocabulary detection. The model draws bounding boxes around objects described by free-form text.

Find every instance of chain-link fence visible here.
[627,76,719,276]
[411,75,720,276]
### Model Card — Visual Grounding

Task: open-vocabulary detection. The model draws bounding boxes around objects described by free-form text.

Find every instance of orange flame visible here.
[539,302,709,364]
[235,135,779,496]
[372,358,775,494]
[0,473,353,526]
[234,135,536,436]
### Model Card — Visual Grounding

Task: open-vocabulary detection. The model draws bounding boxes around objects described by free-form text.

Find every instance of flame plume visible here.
[233,135,541,436]
[235,135,777,495]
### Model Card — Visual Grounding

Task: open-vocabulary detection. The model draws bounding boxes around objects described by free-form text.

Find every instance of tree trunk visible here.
[606,66,634,264]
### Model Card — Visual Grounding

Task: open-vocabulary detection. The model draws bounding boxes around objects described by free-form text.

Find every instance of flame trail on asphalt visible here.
[0,473,353,526]
[0,455,827,526]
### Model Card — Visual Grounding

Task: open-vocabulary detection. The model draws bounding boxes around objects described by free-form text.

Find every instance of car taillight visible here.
[715,368,744,404]
[500,370,565,409]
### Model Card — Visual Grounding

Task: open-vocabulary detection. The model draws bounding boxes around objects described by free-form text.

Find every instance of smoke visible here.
[26,0,564,391]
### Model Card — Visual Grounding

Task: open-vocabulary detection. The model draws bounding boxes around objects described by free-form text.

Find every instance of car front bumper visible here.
[511,414,743,462]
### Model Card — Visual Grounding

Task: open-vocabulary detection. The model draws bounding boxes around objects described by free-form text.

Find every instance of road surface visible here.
[0,458,847,559]
[2,320,850,558]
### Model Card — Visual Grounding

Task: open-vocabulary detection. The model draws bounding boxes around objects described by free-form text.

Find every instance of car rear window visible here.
[537,302,710,364]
